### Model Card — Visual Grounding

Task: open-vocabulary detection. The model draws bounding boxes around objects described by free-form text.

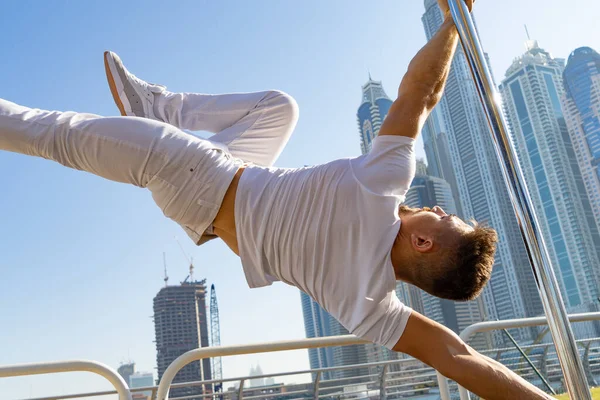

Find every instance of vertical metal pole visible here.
[379,364,388,400]
[447,1,592,399]
[435,371,452,400]
[313,371,321,400]
[238,379,245,400]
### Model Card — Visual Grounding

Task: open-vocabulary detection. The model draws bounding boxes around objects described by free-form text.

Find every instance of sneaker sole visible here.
[104,51,131,117]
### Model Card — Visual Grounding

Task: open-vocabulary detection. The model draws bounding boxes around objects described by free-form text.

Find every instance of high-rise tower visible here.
[153,279,212,398]
[500,41,600,307]
[357,75,393,154]
[562,47,600,232]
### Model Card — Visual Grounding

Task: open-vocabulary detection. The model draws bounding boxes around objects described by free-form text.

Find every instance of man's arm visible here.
[379,0,471,139]
[394,312,553,400]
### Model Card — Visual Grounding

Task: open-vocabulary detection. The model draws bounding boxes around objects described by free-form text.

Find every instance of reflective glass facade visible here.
[357,77,393,155]
[562,47,600,229]
[500,43,600,307]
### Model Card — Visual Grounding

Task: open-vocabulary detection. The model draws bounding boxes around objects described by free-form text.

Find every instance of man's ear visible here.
[411,233,434,253]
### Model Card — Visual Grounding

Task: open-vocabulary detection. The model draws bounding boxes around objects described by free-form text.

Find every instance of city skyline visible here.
[2,0,599,398]
[499,40,600,308]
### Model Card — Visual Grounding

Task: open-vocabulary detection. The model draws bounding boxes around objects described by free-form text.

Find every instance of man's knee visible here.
[263,90,299,126]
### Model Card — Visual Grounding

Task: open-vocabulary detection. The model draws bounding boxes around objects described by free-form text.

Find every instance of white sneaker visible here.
[103,51,166,119]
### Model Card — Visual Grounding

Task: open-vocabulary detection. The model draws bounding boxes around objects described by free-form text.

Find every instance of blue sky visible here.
[1,0,599,398]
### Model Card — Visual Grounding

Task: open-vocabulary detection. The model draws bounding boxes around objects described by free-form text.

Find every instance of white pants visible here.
[0,90,299,243]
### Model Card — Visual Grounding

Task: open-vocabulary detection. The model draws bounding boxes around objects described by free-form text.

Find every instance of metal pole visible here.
[502,328,556,394]
[447,1,592,399]
[435,371,452,400]
[379,364,388,400]
[313,370,322,400]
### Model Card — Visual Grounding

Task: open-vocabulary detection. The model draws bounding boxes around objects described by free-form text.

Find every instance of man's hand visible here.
[437,0,474,20]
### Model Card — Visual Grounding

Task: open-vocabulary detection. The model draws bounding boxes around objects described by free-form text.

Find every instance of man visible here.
[0,0,553,398]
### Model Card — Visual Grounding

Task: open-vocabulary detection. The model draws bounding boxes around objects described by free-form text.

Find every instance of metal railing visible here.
[0,360,132,400]
[2,313,599,400]
[435,312,600,399]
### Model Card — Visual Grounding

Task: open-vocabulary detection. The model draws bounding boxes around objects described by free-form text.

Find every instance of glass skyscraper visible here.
[300,291,369,380]
[562,47,600,230]
[357,74,393,154]
[421,107,464,217]
[422,0,543,340]
[500,41,600,307]
[300,291,335,380]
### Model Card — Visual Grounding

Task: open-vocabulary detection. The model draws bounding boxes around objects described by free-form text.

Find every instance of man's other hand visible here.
[437,0,474,19]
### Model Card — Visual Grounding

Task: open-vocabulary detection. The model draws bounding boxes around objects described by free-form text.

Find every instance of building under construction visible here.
[153,278,212,398]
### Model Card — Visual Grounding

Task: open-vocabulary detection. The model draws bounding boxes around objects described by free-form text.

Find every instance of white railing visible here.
[0,360,132,400]
[2,312,599,400]
[436,312,600,400]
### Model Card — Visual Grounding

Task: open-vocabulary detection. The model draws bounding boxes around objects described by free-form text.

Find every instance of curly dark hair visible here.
[414,222,498,301]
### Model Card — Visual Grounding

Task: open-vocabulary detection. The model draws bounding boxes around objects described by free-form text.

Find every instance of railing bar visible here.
[386,369,435,377]
[170,394,215,400]
[386,366,432,375]
[0,360,131,400]
[478,338,600,354]
[385,380,437,390]
[316,381,379,393]
[242,388,311,398]
[317,374,376,384]
[320,387,381,397]
[19,390,119,400]
[386,372,438,382]
[386,385,438,395]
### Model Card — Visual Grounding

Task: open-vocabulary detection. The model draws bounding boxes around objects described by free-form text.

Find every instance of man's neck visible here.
[391,241,415,283]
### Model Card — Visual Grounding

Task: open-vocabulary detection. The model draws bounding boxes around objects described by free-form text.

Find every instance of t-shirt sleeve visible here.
[351,135,416,197]
[352,292,413,350]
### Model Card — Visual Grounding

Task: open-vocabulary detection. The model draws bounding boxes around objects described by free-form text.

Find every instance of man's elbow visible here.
[430,341,474,379]
[396,81,442,115]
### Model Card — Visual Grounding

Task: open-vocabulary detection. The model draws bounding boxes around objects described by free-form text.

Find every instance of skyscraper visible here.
[421,0,543,339]
[300,291,335,380]
[402,162,490,350]
[562,47,600,230]
[421,107,464,217]
[500,41,600,307]
[117,362,135,387]
[130,372,154,399]
[357,75,393,154]
[153,279,212,398]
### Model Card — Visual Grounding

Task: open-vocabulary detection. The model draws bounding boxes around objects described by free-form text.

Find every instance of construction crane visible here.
[175,236,195,283]
[163,252,169,287]
[210,284,223,395]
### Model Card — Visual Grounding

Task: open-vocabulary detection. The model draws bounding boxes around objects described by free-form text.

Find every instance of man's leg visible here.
[157,90,298,167]
[0,98,224,223]
[105,51,298,167]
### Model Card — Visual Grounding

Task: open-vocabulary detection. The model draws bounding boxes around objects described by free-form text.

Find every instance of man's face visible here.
[399,205,473,243]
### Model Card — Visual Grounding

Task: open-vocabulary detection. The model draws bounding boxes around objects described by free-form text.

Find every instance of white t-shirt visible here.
[234,135,416,349]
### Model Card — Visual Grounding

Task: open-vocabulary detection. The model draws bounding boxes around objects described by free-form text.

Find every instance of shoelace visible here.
[130,73,164,92]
